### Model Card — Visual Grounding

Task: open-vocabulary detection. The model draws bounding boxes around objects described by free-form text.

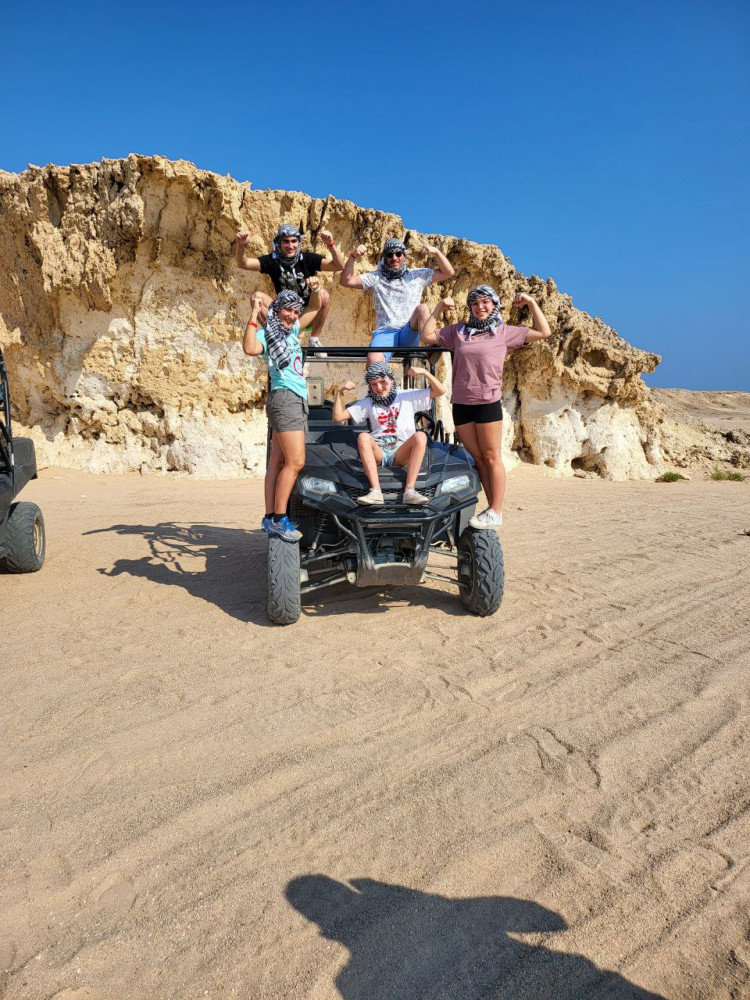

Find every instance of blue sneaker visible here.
[261,516,274,534]
[268,515,302,543]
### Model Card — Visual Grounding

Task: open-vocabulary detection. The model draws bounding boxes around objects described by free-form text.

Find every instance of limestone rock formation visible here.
[0,154,719,480]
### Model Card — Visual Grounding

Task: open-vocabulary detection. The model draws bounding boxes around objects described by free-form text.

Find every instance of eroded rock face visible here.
[1,155,670,478]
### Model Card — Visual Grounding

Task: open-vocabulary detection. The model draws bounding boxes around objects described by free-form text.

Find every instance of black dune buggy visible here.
[0,348,46,573]
[265,347,503,624]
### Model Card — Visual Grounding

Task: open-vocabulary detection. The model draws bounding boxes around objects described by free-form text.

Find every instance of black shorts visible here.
[452,400,503,425]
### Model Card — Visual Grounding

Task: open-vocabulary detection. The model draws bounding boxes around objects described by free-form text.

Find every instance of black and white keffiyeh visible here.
[272,224,303,266]
[465,285,503,339]
[265,290,305,370]
[364,362,398,408]
[377,238,408,282]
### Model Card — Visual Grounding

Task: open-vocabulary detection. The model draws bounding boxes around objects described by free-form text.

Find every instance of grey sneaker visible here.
[267,516,303,542]
[469,508,503,530]
[357,488,384,505]
[403,488,429,505]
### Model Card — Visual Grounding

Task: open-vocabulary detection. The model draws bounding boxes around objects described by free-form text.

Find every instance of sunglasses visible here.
[385,250,405,259]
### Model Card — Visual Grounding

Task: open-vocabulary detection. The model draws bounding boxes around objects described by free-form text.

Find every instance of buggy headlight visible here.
[438,474,471,495]
[301,476,337,494]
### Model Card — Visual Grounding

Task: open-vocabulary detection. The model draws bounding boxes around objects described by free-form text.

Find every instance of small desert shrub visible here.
[656,472,686,482]
[711,469,746,481]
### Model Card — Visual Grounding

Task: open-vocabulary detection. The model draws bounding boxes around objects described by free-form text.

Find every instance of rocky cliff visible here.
[1,154,738,479]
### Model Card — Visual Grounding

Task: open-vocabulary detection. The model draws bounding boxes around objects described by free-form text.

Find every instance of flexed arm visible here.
[421,243,454,283]
[515,294,552,342]
[340,244,367,289]
[235,231,262,272]
[242,292,265,356]
[420,297,455,345]
[319,229,346,272]
[333,381,358,422]
[406,366,446,399]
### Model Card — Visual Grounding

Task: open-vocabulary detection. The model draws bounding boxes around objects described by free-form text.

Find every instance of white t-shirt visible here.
[347,388,431,447]
[359,268,434,330]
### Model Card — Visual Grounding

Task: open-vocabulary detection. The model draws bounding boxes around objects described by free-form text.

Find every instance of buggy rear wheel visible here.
[266,534,301,625]
[2,501,45,573]
[457,528,504,616]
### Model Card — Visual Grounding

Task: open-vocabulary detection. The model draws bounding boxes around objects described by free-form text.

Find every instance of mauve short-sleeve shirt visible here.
[436,323,528,404]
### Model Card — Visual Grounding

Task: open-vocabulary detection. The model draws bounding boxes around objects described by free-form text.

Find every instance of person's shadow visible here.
[85,522,270,624]
[286,876,666,999]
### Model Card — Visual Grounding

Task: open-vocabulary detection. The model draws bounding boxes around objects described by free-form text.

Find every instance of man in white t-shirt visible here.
[339,238,454,363]
[333,362,446,505]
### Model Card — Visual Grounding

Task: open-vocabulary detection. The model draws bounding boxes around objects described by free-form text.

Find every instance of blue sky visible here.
[2,0,748,389]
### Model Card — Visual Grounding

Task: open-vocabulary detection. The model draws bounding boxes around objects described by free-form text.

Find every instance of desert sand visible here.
[1,468,749,999]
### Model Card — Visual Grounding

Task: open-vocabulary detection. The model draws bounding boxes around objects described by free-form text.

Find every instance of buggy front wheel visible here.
[457,528,504,616]
[266,534,301,625]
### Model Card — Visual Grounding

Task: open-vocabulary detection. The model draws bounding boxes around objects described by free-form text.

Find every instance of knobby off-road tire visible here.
[2,501,46,573]
[457,528,504,616]
[266,534,301,625]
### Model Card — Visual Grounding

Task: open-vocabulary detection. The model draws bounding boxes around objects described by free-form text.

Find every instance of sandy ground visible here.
[2,469,749,1000]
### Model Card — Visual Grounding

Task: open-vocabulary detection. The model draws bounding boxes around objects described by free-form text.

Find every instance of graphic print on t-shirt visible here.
[260,252,324,305]
[375,405,399,437]
[277,263,308,299]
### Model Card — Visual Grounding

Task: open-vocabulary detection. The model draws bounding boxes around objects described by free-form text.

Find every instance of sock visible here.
[274,512,285,522]
[265,512,273,520]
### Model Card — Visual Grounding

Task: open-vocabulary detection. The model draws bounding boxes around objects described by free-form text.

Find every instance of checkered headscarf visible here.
[264,290,305,370]
[378,239,408,282]
[364,362,398,407]
[465,285,503,338]
[272,224,303,266]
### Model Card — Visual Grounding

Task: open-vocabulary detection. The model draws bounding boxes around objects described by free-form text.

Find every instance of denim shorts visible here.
[369,321,421,360]
[375,436,399,467]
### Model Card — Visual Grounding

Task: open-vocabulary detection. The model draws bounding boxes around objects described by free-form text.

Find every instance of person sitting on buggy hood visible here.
[333,362,446,506]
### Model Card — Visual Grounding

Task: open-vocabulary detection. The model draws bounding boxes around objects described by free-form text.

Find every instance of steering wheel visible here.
[414,411,437,438]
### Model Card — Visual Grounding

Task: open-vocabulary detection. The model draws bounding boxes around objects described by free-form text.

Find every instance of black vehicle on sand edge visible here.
[0,348,46,573]
[266,347,504,625]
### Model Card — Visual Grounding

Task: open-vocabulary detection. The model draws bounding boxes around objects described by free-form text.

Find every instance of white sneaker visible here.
[403,488,429,505]
[469,508,503,530]
[308,335,327,357]
[357,488,384,505]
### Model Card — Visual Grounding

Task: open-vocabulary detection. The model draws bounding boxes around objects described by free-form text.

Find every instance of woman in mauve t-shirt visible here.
[421,285,552,530]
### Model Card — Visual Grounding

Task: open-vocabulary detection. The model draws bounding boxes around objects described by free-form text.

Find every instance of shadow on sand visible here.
[85,521,270,624]
[286,876,666,999]
[87,522,468,622]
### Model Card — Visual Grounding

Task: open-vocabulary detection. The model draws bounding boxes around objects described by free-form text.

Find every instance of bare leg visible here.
[410,302,431,337]
[309,289,330,337]
[357,433,384,490]
[264,435,284,514]
[393,431,427,490]
[273,430,306,514]
[455,422,492,508]
[475,421,505,513]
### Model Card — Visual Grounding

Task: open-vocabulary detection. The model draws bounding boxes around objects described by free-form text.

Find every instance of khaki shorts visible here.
[267,389,309,432]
